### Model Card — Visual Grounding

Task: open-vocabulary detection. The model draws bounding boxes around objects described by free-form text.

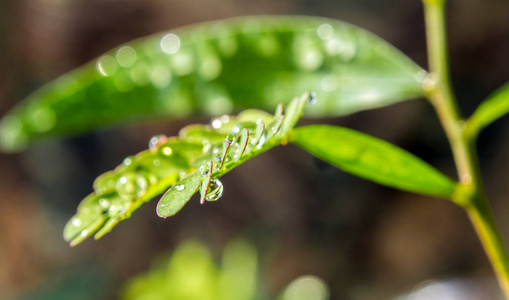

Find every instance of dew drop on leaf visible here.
[71,217,82,227]
[211,118,222,129]
[148,134,167,150]
[175,184,185,191]
[116,173,148,199]
[308,91,317,104]
[99,198,110,210]
[122,156,134,167]
[161,146,173,156]
[205,178,224,202]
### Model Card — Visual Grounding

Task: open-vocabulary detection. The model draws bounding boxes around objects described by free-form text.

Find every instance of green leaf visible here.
[0,16,425,152]
[64,93,310,245]
[290,125,456,198]
[156,93,311,218]
[156,172,202,218]
[467,82,509,137]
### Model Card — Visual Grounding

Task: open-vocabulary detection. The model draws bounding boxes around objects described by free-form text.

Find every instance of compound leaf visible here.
[290,125,456,198]
[64,93,310,245]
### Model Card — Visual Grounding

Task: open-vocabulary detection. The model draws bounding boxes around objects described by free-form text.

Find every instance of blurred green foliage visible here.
[120,239,329,300]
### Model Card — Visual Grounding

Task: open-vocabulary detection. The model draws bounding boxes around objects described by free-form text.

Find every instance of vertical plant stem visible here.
[423,0,509,298]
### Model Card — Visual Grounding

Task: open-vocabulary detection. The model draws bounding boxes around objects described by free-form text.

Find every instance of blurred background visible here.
[1,0,509,299]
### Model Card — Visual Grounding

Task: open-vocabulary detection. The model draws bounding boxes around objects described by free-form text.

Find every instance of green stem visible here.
[423,0,509,298]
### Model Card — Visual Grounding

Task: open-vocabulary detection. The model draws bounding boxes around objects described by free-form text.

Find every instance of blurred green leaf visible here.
[467,82,509,137]
[120,239,258,300]
[290,125,456,198]
[278,276,329,300]
[65,94,310,245]
[0,16,425,152]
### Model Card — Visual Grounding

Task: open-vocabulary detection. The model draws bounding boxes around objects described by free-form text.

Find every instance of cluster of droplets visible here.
[66,92,315,244]
[169,92,317,206]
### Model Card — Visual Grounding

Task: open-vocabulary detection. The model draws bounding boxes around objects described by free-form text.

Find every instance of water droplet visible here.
[175,184,185,191]
[149,65,172,89]
[116,46,137,67]
[160,33,181,54]
[122,156,134,167]
[152,159,160,166]
[97,55,117,76]
[205,179,224,202]
[148,134,167,150]
[317,23,334,40]
[231,124,242,134]
[161,146,173,156]
[226,134,235,143]
[99,198,110,209]
[208,146,218,155]
[307,92,317,104]
[71,217,82,227]
[80,230,89,237]
[199,57,222,80]
[211,118,222,129]
[294,37,324,71]
[171,51,194,76]
[220,115,230,123]
[423,72,439,92]
[116,173,148,199]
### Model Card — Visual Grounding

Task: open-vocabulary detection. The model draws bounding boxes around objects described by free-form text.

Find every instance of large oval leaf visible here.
[0,16,425,152]
[290,125,456,198]
[466,82,509,137]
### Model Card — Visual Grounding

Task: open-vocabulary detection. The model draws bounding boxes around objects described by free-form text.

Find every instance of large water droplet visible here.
[205,178,223,202]
[148,134,167,150]
[175,184,185,191]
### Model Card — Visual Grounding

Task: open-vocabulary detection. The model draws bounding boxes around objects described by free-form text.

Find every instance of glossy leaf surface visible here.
[291,125,456,198]
[64,94,310,245]
[0,16,425,152]
[467,82,509,137]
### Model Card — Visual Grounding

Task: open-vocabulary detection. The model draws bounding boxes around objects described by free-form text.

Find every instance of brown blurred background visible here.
[1,0,509,299]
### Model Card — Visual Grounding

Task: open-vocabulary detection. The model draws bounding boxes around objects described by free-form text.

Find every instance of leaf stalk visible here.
[423,0,509,297]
